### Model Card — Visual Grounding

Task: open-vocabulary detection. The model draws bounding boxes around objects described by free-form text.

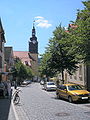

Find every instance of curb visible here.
[11,87,19,120]
[12,100,19,120]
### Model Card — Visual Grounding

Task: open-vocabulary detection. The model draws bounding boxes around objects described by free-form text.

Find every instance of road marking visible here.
[12,101,19,120]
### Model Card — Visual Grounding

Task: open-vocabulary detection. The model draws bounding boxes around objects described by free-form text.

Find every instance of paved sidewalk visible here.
[0,87,19,120]
[0,86,30,120]
[12,87,29,120]
[0,96,15,120]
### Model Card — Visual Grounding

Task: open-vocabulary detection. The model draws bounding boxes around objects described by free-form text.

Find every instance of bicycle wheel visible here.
[13,96,20,104]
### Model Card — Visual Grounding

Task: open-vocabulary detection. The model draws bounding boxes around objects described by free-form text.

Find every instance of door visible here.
[59,85,67,99]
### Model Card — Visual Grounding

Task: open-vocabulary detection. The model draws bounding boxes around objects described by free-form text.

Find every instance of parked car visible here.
[22,80,31,85]
[27,80,32,84]
[44,82,57,91]
[56,84,90,102]
[40,80,45,85]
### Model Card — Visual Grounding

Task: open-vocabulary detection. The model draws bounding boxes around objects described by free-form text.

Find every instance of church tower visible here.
[29,22,38,53]
[29,21,38,79]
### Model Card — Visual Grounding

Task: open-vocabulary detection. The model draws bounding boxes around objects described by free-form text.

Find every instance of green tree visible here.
[12,58,33,85]
[47,25,78,83]
[39,51,55,79]
[39,25,79,83]
[17,62,27,84]
[25,66,33,79]
[75,0,90,63]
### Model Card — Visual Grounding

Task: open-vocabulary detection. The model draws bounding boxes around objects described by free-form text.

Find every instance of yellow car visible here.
[56,84,90,102]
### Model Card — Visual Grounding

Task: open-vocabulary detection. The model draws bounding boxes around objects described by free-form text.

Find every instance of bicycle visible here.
[12,88,21,105]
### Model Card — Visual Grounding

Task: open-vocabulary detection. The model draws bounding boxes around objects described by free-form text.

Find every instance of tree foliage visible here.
[39,0,90,83]
[75,0,90,63]
[39,25,79,82]
[12,58,33,85]
[39,51,55,78]
[48,25,78,80]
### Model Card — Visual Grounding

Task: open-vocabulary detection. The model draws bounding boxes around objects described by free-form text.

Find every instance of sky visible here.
[0,0,85,55]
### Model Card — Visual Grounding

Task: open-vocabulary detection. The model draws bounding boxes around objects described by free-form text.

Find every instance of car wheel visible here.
[68,96,73,103]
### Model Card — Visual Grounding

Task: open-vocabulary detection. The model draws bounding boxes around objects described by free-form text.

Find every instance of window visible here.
[47,82,55,85]
[70,75,72,79]
[65,73,67,80]
[0,40,2,51]
[79,76,82,81]
[59,85,66,90]
[68,85,83,91]
[79,65,82,75]
[0,56,2,68]
[74,72,77,80]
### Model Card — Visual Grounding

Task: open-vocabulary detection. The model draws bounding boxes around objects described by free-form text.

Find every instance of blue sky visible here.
[0,0,84,55]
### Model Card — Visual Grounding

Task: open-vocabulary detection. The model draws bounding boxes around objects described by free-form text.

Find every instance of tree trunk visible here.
[61,68,64,84]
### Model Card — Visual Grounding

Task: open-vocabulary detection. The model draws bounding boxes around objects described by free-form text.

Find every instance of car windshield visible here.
[68,85,83,91]
[47,82,55,85]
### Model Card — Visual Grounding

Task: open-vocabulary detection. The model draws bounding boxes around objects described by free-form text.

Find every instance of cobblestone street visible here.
[13,83,90,120]
[0,83,90,120]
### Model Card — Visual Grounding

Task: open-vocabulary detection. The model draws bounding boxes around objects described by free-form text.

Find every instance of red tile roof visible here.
[69,24,78,29]
[65,30,69,33]
[13,51,32,66]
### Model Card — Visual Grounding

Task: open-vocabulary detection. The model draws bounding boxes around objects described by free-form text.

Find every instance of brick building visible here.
[0,18,6,82]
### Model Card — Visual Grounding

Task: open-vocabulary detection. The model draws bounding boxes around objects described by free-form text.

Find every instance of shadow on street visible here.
[51,96,90,104]
[0,96,11,120]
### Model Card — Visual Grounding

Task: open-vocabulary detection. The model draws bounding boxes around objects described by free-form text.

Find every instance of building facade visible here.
[13,51,32,67]
[63,63,90,91]
[0,18,6,82]
[4,47,14,69]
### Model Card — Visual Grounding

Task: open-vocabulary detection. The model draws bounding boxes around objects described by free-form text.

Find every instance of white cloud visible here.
[35,16,44,19]
[37,22,52,28]
[34,16,52,28]
[35,19,43,23]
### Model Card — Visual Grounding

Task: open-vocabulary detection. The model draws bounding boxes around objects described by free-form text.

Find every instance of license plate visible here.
[82,97,88,99]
